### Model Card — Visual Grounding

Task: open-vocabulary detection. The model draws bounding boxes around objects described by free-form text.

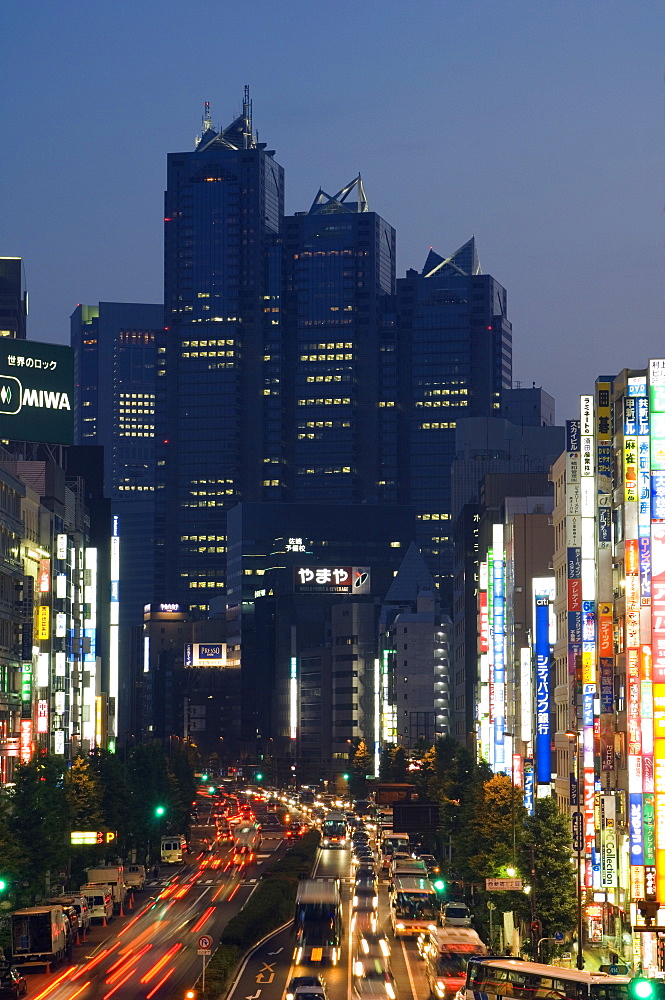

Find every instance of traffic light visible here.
[255,772,264,782]
[154,805,166,817]
[208,785,216,795]
[0,878,7,893]
[433,879,446,893]
[342,773,350,780]
[201,773,208,781]
[628,980,665,1000]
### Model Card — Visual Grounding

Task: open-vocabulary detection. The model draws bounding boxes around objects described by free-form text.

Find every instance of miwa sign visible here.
[0,340,74,445]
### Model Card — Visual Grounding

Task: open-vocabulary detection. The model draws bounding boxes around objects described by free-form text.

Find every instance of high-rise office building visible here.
[156,91,284,609]
[282,177,396,502]
[396,238,513,605]
[71,301,164,737]
[0,257,27,339]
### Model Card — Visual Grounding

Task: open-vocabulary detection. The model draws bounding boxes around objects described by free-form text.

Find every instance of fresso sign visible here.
[0,341,74,444]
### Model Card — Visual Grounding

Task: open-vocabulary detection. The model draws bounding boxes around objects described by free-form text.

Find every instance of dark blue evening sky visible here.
[2,1,663,420]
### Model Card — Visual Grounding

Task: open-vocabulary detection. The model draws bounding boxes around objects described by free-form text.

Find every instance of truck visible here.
[11,906,69,968]
[124,864,146,891]
[49,894,90,933]
[79,884,113,923]
[84,866,127,912]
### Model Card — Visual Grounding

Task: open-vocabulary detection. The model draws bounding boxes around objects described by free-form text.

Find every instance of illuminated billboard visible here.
[0,339,74,444]
[184,643,227,667]
[294,566,370,594]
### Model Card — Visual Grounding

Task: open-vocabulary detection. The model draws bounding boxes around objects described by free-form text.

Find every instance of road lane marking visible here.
[256,962,275,983]
[400,938,418,1000]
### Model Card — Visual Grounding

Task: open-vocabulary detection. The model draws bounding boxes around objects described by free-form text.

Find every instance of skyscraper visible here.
[397,238,513,603]
[282,177,396,502]
[156,90,284,609]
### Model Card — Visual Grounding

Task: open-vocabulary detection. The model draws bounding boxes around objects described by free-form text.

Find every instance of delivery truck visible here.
[85,866,127,912]
[11,906,69,969]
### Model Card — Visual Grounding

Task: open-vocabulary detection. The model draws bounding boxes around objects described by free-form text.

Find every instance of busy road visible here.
[227,806,432,1000]
[14,792,289,1000]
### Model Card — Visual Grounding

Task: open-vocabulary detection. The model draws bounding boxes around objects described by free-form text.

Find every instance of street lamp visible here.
[565,729,584,970]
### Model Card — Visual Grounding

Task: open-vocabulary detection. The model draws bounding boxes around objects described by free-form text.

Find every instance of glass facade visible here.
[397,239,513,604]
[283,184,396,504]
[157,103,285,608]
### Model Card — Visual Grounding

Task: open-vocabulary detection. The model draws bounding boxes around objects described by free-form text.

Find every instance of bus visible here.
[233,822,262,866]
[322,812,348,848]
[160,834,186,864]
[294,879,342,965]
[464,959,631,1000]
[422,926,486,999]
[381,832,409,869]
[389,875,440,936]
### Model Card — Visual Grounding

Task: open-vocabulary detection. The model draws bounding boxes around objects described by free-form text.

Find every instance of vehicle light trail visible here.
[33,967,77,1000]
[139,942,183,983]
[145,965,176,999]
[102,967,135,1000]
[118,903,154,935]
[212,883,227,901]
[71,948,112,979]
[65,981,90,1000]
[190,905,215,932]
[228,882,240,900]
[105,943,152,983]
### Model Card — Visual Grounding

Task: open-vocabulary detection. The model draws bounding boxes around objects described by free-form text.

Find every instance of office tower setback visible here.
[397,238,513,604]
[157,91,284,609]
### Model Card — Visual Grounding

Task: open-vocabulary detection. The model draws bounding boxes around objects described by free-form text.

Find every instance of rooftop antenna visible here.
[202,101,213,132]
[243,85,253,149]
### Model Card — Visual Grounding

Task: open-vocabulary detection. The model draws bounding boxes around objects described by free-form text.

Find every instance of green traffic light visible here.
[155,805,166,817]
[201,773,208,781]
[208,785,216,794]
[255,773,263,781]
[433,879,446,892]
[0,879,7,892]
[342,773,350,780]
[631,982,656,1000]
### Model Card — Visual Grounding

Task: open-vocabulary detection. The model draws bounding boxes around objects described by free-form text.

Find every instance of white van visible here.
[80,884,113,923]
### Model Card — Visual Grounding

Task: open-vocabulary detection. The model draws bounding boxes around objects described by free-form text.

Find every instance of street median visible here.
[203,829,320,999]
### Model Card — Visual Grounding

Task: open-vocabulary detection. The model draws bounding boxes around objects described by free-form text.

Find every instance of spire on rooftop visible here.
[308,174,369,214]
[196,86,262,153]
[422,237,481,278]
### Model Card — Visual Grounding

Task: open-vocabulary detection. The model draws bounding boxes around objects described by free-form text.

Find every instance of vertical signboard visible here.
[492,525,505,773]
[650,360,665,903]
[580,395,596,887]
[534,592,551,785]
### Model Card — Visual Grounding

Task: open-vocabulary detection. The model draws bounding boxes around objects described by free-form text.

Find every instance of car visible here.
[353,884,378,913]
[443,902,472,927]
[356,930,391,962]
[417,854,441,875]
[352,967,397,1000]
[355,871,378,891]
[0,968,28,998]
[293,988,327,1000]
[286,977,326,1000]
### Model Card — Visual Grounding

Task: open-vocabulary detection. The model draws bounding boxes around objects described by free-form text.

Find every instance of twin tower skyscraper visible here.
[152,89,512,614]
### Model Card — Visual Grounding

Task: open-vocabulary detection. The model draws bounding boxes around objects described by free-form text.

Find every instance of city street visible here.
[17,797,289,1000]
[227,833,430,1000]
